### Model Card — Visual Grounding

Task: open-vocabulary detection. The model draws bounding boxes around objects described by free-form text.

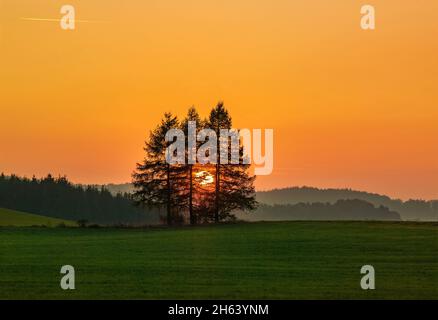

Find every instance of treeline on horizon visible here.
[0,174,159,225]
[102,184,438,221]
[239,200,401,221]
[257,187,438,221]
[1,173,434,223]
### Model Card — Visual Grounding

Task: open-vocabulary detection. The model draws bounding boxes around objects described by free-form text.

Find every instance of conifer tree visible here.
[132,112,180,225]
[180,106,205,224]
[207,102,257,222]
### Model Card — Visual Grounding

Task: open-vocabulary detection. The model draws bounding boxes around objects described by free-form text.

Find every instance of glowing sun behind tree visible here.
[195,170,214,186]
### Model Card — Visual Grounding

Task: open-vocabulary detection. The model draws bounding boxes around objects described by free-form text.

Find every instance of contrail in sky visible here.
[20,17,108,23]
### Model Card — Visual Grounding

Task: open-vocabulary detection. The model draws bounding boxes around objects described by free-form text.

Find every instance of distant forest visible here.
[237,200,401,221]
[0,174,159,225]
[1,174,436,223]
[257,187,438,221]
[104,184,438,221]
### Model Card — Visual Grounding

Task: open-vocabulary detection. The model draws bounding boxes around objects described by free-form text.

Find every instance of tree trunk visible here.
[215,119,220,223]
[215,162,219,223]
[166,163,171,225]
[189,165,194,225]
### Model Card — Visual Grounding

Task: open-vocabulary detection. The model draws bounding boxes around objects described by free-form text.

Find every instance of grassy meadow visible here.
[0,208,75,227]
[0,221,437,299]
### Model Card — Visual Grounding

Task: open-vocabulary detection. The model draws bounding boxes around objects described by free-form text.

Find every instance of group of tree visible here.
[0,174,159,225]
[132,102,257,225]
[237,199,401,221]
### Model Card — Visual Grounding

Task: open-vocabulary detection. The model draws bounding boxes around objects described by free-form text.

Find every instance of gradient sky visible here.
[1,0,437,200]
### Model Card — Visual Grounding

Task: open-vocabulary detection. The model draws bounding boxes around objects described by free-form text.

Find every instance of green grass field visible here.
[0,207,75,227]
[0,221,437,299]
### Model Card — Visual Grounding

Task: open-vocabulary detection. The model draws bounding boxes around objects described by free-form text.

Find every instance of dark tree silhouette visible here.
[132,105,257,224]
[132,112,184,225]
[207,102,257,222]
[180,106,206,224]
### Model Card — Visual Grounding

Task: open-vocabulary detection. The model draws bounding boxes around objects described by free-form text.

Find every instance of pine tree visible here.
[132,112,180,225]
[207,102,258,222]
[180,106,205,224]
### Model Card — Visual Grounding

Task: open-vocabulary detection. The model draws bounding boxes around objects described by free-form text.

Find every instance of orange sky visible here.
[1,0,437,200]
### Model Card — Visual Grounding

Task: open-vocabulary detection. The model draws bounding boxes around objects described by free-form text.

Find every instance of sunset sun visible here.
[195,171,214,186]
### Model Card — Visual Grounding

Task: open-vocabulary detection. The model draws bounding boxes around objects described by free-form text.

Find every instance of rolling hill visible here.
[0,207,75,227]
[256,187,438,221]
